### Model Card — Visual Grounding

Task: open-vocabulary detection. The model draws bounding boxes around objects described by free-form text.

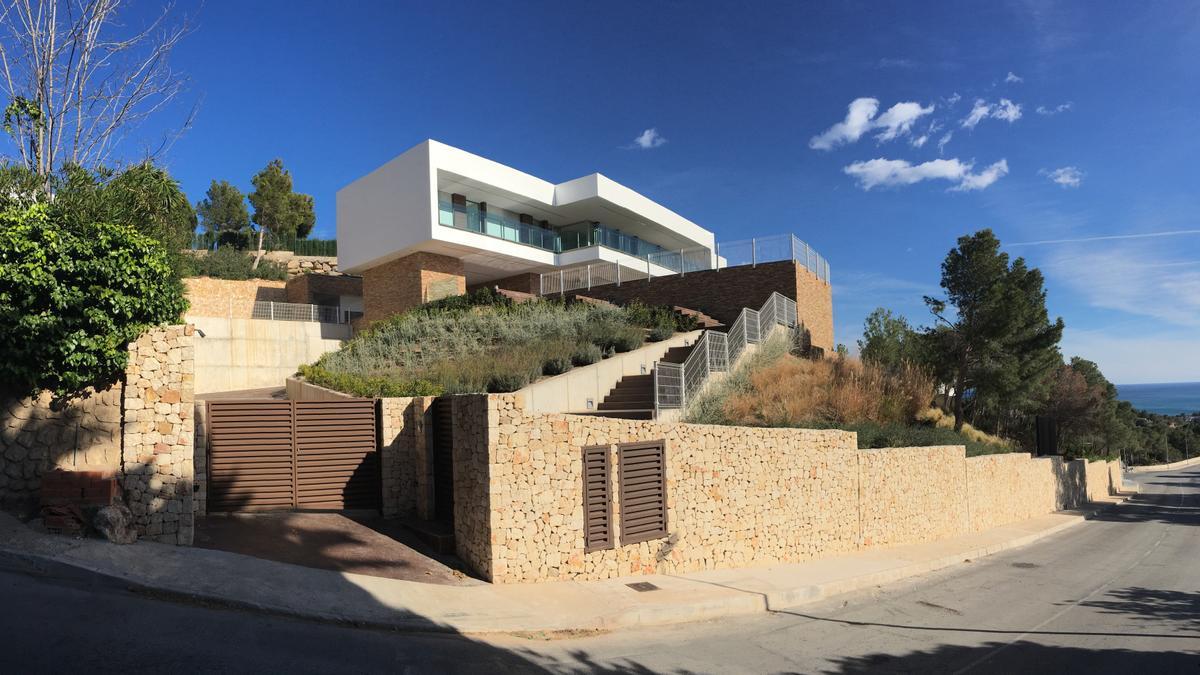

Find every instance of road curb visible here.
[0,499,1129,635]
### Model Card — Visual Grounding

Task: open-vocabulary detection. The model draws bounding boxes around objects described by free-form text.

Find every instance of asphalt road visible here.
[3,467,1199,674]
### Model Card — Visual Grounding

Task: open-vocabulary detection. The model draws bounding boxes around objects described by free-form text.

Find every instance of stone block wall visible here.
[858,446,969,547]
[449,393,1123,584]
[120,325,196,545]
[561,261,835,352]
[1085,459,1116,502]
[379,396,435,519]
[362,251,466,325]
[0,386,123,509]
[183,277,287,318]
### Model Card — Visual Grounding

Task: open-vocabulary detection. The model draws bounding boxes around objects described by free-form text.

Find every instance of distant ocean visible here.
[1116,382,1200,416]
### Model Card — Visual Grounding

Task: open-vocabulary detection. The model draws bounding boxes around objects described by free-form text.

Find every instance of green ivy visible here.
[0,205,187,400]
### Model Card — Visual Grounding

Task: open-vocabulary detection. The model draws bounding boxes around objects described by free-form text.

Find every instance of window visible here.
[617,441,668,545]
[582,445,613,552]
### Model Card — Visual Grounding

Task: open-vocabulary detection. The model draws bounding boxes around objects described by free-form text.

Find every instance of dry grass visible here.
[722,356,934,428]
[916,407,1012,449]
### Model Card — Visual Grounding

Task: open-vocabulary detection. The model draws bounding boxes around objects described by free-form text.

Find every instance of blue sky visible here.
[65,1,1200,384]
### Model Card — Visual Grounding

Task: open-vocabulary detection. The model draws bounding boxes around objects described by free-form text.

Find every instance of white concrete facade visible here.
[337,140,717,285]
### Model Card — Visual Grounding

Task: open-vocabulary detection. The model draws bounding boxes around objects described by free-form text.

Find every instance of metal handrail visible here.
[653,291,797,411]
[251,300,344,324]
[537,232,830,296]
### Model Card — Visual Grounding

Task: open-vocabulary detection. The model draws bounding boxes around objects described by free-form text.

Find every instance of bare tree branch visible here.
[0,0,194,176]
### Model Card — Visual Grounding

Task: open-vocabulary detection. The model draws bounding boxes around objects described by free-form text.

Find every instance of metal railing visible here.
[251,301,343,324]
[537,232,829,296]
[191,232,337,257]
[654,291,797,411]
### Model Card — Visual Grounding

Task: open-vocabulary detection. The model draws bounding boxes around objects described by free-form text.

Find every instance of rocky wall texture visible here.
[379,396,434,519]
[0,386,123,509]
[120,325,195,545]
[183,277,286,318]
[456,394,1124,584]
[857,446,969,547]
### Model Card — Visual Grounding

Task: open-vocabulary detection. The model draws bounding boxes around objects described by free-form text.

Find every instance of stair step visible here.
[598,401,654,411]
[571,294,618,309]
[494,288,539,303]
[673,305,724,329]
[581,409,655,420]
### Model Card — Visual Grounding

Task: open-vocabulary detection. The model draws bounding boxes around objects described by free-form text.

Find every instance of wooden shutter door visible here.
[582,445,613,551]
[617,441,668,545]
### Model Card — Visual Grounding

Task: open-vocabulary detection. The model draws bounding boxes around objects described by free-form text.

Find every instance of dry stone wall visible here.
[120,325,196,545]
[858,446,969,547]
[0,386,123,509]
[453,393,1124,584]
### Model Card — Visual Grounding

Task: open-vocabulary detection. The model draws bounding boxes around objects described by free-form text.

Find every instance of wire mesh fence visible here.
[252,301,343,323]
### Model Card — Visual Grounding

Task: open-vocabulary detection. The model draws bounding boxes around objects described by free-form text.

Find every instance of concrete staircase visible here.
[587,342,696,420]
[674,305,723,329]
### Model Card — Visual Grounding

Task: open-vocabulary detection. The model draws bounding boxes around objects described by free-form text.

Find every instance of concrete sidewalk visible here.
[0,499,1126,636]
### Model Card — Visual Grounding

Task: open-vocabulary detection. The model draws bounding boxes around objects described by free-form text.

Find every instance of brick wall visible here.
[183,277,287,318]
[560,261,835,351]
[449,393,1121,583]
[285,273,363,304]
[362,252,465,325]
[469,272,542,295]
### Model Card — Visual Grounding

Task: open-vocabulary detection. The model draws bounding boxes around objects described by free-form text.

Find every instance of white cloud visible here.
[961,98,1022,128]
[1046,248,1200,329]
[1061,331,1200,384]
[878,57,917,69]
[911,134,928,148]
[937,131,953,154]
[1036,102,1073,115]
[952,159,1009,191]
[1040,166,1084,188]
[809,98,934,150]
[628,128,667,149]
[962,99,992,129]
[843,157,1008,191]
[1005,71,1024,83]
[945,92,962,106]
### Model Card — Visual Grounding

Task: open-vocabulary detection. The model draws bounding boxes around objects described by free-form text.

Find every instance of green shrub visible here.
[0,205,187,399]
[611,325,644,352]
[296,364,444,397]
[487,371,530,393]
[183,246,287,281]
[543,355,573,376]
[647,324,674,342]
[571,342,603,366]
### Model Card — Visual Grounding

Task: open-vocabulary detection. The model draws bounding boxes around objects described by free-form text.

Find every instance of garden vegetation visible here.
[299,289,696,397]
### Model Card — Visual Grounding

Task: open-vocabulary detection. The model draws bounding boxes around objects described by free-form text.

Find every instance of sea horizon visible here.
[1115,381,1200,416]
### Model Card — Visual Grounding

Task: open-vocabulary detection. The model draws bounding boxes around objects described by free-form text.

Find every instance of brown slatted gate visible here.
[295,400,381,510]
[432,397,455,522]
[207,399,380,512]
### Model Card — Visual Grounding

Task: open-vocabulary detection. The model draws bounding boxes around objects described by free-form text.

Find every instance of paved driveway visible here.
[195,512,480,585]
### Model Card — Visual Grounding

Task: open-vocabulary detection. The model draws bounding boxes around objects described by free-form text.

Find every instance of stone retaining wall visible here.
[0,386,123,509]
[120,326,196,545]
[449,393,1123,583]
[0,326,196,544]
[183,277,287,318]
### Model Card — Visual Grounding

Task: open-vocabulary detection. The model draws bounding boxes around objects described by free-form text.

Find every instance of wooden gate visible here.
[207,399,381,512]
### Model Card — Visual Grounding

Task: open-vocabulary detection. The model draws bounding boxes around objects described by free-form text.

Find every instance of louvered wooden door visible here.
[617,441,669,545]
[207,399,380,512]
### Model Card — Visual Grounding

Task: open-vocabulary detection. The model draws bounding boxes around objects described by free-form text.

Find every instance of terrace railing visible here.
[252,300,344,324]
[537,232,830,297]
[654,291,797,412]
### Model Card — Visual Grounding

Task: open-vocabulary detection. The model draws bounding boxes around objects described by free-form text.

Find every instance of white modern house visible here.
[337,140,721,322]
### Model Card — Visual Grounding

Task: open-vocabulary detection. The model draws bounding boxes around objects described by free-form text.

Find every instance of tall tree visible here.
[247,159,315,267]
[0,1,194,179]
[924,229,1064,432]
[196,179,249,246]
[858,307,923,372]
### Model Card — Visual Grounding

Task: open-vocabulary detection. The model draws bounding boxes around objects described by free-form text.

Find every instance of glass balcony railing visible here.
[439,199,561,252]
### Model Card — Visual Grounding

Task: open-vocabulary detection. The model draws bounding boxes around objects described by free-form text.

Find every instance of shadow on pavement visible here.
[822,641,1200,674]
